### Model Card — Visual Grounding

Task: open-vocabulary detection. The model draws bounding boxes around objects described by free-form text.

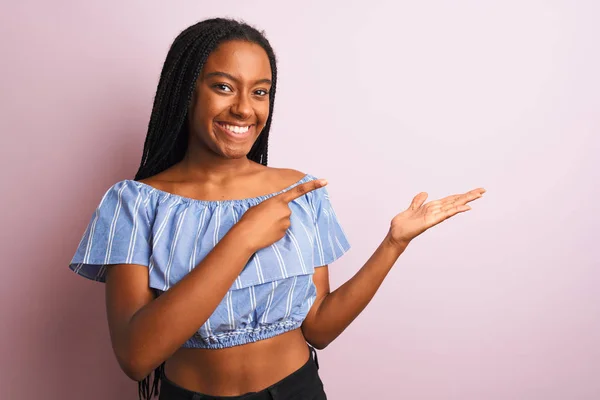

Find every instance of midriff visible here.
[163,328,310,396]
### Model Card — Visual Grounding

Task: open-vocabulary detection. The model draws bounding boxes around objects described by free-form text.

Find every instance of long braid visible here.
[150,36,211,170]
[160,28,230,165]
[248,49,276,165]
[139,23,216,170]
[134,18,277,181]
[133,18,278,399]
[139,27,213,175]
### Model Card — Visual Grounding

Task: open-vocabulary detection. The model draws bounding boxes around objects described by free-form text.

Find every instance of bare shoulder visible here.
[274,167,308,181]
[137,167,181,191]
[262,167,308,188]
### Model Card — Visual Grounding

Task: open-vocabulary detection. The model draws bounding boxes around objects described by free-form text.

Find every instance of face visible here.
[187,40,272,160]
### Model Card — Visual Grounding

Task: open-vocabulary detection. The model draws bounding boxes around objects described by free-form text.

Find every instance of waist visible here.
[164,328,310,396]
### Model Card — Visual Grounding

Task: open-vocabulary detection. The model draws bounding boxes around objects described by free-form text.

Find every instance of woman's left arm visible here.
[301,187,486,349]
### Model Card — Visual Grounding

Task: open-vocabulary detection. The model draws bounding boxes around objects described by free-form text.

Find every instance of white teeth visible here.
[223,124,250,134]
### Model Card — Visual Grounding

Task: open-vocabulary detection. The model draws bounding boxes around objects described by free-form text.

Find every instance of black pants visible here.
[158,346,327,400]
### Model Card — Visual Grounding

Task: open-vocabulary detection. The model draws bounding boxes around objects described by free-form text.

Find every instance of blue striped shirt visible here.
[69,174,350,349]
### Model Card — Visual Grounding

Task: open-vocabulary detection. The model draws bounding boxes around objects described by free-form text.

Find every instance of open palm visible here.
[389,187,486,246]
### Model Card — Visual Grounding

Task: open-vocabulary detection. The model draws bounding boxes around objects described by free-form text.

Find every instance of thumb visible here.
[409,192,428,210]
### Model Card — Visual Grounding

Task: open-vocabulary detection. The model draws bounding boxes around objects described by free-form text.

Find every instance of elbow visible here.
[117,351,156,382]
[120,358,146,382]
[309,340,330,350]
[113,331,164,381]
[122,363,147,383]
[304,332,331,350]
[302,324,333,350]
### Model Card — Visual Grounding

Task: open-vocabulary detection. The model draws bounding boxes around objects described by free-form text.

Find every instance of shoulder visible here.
[102,179,145,199]
[99,181,156,211]
[88,180,153,226]
[259,167,329,205]
[260,167,311,188]
[136,168,178,193]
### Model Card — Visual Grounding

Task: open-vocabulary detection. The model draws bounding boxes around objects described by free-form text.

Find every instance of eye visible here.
[254,89,269,97]
[213,83,233,92]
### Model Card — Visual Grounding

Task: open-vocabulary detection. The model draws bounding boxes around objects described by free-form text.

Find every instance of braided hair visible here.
[134,18,278,399]
[134,18,278,181]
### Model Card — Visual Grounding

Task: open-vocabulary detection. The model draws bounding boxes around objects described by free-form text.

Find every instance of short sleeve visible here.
[69,180,152,282]
[308,185,351,267]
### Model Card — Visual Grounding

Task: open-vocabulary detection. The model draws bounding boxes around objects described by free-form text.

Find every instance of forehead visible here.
[202,40,271,80]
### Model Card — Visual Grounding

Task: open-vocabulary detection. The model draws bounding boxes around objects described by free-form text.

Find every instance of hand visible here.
[236,179,328,252]
[387,187,486,248]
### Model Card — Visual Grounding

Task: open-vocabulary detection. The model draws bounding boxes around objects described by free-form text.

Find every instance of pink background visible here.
[1,1,599,399]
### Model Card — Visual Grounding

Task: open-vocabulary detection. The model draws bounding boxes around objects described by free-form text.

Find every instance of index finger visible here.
[444,188,486,202]
[438,188,485,207]
[277,179,328,203]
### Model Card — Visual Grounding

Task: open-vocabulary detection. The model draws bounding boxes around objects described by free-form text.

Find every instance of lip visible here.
[214,121,254,141]
[217,121,254,127]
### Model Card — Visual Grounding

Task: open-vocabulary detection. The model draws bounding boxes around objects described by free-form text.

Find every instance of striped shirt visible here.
[69,174,350,349]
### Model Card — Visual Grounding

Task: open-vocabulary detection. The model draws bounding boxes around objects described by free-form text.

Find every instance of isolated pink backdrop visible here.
[1,1,599,399]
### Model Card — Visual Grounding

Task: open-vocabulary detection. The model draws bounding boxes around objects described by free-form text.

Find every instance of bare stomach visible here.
[163,328,310,396]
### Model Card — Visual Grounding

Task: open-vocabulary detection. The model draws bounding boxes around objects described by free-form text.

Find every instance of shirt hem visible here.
[182,319,303,349]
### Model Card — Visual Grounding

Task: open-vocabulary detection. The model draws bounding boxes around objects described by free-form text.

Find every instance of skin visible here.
[104,39,486,396]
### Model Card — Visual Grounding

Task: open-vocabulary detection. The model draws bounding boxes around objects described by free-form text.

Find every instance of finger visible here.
[442,204,471,219]
[441,188,486,203]
[441,197,471,212]
[441,194,462,204]
[409,192,428,210]
[459,188,486,205]
[463,192,483,206]
[278,179,328,203]
[439,188,484,208]
[463,188,486,202]
[439,194,466,208]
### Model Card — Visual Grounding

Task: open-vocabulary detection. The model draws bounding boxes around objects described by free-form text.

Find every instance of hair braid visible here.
[141,23,217,162]
[140,28,214,174]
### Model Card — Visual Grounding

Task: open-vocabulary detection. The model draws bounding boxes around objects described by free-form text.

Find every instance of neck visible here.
[178,145,253,182]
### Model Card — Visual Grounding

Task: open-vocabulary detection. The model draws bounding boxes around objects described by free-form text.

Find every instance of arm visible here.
[106,224,254,381]
[301,187,485,349]
[301,234,406,349]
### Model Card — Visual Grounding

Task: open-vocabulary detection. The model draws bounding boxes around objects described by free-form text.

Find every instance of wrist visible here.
[225,223,259,256]
[384,232,410,253]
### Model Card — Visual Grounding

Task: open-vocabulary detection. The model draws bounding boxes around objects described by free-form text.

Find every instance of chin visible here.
[219,139,260,160]
[219,147,253,160]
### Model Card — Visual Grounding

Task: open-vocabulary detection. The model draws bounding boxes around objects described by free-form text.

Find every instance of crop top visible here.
[69,174,350,349]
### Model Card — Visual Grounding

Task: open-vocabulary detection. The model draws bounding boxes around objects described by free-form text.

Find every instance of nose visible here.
[230,93,252,120]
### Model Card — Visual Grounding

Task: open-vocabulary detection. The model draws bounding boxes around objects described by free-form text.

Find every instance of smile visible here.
[220,123,250,134]
[215,122,254,140]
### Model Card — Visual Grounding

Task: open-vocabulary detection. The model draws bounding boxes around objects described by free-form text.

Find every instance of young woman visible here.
[69,18,485,400]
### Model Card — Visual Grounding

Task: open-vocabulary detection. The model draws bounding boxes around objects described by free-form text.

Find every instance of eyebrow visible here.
[205,71,272,86]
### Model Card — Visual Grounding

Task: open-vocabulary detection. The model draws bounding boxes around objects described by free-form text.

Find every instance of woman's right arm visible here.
[106,223,254,381]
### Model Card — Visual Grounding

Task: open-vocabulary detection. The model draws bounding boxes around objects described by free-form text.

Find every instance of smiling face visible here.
[187,40,273,161]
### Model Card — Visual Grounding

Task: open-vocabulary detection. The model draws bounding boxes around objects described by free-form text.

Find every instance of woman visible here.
[69,18,485,400]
